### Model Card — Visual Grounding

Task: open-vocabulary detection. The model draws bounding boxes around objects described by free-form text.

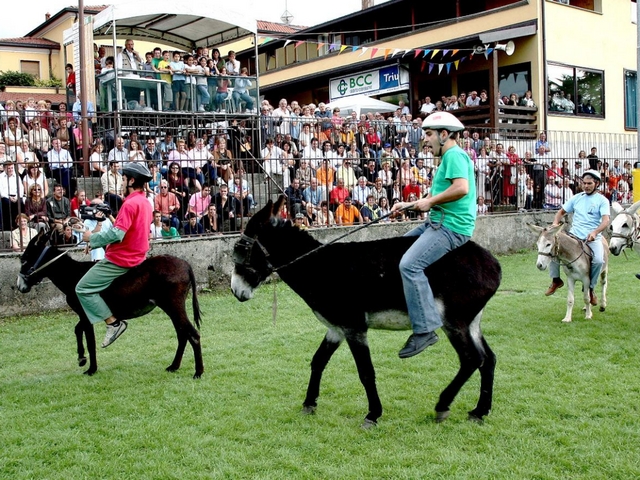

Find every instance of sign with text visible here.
[329,65,409,101]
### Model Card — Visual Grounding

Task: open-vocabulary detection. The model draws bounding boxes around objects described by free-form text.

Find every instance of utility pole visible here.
[78,0,90,176]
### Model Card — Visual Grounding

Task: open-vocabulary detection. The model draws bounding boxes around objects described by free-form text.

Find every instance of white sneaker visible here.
[220,109,226,113]
[198,105,205,112]
[102,320,128,348]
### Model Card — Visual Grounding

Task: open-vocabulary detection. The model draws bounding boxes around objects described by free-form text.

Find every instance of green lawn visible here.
[1,250,639,479]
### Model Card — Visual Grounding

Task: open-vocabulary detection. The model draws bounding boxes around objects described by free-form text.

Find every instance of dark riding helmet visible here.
[122,162,153,183]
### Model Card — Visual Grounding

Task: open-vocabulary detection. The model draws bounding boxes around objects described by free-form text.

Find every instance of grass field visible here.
[1,250,640,479]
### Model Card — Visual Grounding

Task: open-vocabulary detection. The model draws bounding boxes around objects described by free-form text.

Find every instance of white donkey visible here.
[609,200,640,257]
[529,224,608,323]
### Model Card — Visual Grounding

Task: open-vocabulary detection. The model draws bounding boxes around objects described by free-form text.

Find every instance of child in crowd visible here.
[161,216,180,239]
[169,51,187,111]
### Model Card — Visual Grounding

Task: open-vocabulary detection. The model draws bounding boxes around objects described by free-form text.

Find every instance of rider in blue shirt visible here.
[545,170,610,305]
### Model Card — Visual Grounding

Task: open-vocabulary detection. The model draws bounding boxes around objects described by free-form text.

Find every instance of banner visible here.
[329,65,410,101]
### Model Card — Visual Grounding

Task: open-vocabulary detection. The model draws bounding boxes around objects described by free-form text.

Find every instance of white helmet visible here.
[421,111,465,132]
[582,169,601,182]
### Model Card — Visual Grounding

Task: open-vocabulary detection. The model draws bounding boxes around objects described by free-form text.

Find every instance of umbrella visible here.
[326,94,399,117]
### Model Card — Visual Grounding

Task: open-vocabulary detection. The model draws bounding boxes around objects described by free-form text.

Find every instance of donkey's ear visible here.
[527,223,544,234]
[273,196,286,217]
[611,202,624,215]
[626,200,640,216]
[547,223,564,236]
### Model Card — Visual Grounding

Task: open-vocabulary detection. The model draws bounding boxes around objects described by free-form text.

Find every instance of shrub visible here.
[0,70,36,86]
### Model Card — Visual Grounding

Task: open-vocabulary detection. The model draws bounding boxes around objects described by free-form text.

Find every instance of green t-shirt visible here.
[161,227,180,239]
[429,144,476,237]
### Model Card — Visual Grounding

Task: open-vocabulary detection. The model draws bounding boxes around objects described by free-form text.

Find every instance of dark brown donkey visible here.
[17,230,204,378]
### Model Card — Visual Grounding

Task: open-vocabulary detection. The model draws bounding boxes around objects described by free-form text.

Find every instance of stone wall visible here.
[0,211,554,317]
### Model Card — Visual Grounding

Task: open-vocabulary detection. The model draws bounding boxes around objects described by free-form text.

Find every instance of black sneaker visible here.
[398,332,439,359]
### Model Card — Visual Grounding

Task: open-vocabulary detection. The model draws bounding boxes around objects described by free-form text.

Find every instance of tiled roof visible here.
[257,20,305,34]
[0,92,68,105]
[0,37,60,49]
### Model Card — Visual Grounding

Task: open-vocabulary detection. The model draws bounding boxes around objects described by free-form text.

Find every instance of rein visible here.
[25,246,68,279]
[271,205,444,273]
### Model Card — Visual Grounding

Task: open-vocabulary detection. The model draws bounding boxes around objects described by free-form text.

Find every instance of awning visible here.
[92,0,257,51]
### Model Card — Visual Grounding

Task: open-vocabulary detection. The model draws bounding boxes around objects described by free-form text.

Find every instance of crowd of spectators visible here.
[0,78,631,250]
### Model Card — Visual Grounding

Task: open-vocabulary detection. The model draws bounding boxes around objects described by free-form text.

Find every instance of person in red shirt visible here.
[329,178,350,212]
[402,177,421,201]
[76,162,153,348]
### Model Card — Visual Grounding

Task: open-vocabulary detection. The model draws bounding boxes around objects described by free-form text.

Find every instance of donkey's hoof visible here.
[435,410,450,423]
[192,372,203,380]
[599,306,605,312]
[361,418,378,430]
[468,413,484,424]
[165,365,179,373]
[301,405,316,415]
[561,318,572,323]
[78,357,87,367]
[83,368,97,376]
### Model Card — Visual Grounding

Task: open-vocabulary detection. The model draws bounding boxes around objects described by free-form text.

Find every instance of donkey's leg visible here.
[581,277,593,320]
[159,302,191,375]
[599,265,608,312]
[74,320,87,367]
[303,329,343,415]
[468,336,496,422]
[562,278,577,323]
[344,329,382,428]
[437,321,485,422]
[83,318,98,376]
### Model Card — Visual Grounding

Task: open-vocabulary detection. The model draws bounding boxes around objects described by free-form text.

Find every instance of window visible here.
[624,69,637,129]
[20,60,40,79]
[498,62,531,99]
[547,63,604,117]
[317,34,341,57]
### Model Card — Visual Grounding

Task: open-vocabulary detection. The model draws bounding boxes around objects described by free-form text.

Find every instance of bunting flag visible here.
[253,36,507,75]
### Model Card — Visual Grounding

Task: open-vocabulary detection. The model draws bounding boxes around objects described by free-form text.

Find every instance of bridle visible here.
[537,231,590,267]
[610,212,640,250]
[20,245,67,284]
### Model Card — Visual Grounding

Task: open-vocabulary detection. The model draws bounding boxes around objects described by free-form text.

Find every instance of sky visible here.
[0,0,389,39]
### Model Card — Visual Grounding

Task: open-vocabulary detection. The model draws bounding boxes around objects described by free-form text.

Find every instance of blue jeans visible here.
[214,92,228,110]
[549,236,604,289]
[232,90,254,111]
[197,85,211,109]
[400,222,470,334]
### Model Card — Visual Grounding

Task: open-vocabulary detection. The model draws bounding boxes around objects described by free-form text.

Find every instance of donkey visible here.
[528,224,608,323]
[16,230,204,378]
[231,197,502,427]
[609,200,640,257]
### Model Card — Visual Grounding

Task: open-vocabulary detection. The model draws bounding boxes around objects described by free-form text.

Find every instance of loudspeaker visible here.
[494,41,516,56]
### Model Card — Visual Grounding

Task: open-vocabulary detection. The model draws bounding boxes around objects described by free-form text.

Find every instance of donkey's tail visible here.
[189,265,202,329]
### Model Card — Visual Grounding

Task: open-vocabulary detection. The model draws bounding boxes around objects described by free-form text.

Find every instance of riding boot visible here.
[545,278,564,296]
[589,288,598,306]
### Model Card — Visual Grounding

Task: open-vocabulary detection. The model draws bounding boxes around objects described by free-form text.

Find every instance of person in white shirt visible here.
[0,161,26,230]
[466,91,480,107]
[47,138,73,195]
[272,98,292,136]
[225,50,240,75]
[420,96,436,115]
[302,137,323,169]
[107,136,129,168]
[189,138,212,187]
[261,137,284,188]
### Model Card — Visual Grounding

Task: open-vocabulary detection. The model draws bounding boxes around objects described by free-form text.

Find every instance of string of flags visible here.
[256,36,497,74]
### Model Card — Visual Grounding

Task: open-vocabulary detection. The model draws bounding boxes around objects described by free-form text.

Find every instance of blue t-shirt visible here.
[562,192,610,239]
[170,61,185,82]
